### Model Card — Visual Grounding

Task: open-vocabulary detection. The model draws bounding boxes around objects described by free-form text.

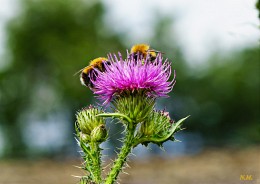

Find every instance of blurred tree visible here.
[0,0,124,158]
[149,14,259,147]
[174,47,260,146]
[200,48,259,145]
[256,0,260,19]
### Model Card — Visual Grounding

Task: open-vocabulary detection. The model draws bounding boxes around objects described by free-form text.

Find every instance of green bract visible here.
[135,112,189,147]
[91,124,108,142]
[112,90,155,124]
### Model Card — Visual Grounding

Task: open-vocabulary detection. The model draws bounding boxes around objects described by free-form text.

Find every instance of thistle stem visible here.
[105,124,136,184]
[79,142,95,178]
[89,142,103,184]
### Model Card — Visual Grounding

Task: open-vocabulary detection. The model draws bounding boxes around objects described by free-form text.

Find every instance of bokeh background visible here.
[0,0,259,183]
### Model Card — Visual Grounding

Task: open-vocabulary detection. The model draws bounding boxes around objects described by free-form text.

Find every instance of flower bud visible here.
[79,132,91,143]
[140,110,172,136]
[113,90,155,124]
[76,105,107,143]
[137,110,178,146]
[90,124,107,142]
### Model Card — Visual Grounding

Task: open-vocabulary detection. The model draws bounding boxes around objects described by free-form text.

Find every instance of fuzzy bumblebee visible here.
[80,57,109,88]
[130,43,158,61]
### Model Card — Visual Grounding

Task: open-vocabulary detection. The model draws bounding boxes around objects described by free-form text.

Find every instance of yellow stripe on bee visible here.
[82,65,93,74]
[89,57,108,70]
[130,44,150,57]
[149,51,156,58]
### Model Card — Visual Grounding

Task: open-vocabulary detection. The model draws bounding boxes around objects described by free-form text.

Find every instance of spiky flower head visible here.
[134,110,186,147]
[112,90,155,124]
[91,53,175,104]
[76,105,107,143]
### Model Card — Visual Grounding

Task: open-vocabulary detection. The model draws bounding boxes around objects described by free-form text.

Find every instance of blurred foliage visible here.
[256,0,260,19]
[150,16,260,147]
[0,0,124,158]
[175,47,260,146]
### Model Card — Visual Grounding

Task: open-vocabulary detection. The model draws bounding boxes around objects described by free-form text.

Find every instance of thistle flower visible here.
[74,48,188,184]
[91,53,175,104]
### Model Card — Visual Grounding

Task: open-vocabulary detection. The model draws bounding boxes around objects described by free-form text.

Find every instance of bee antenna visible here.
[73,68,84,76]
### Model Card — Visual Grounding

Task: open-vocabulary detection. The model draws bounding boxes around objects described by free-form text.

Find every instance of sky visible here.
[0,0,259,67]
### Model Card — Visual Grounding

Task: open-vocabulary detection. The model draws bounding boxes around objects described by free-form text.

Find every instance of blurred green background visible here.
[0,0,259,183]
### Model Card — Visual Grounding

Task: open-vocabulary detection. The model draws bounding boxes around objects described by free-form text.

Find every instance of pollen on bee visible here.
[82,66,93,74]
[130,44,150,55]
[130,44,158,61]
[89,57,108,71]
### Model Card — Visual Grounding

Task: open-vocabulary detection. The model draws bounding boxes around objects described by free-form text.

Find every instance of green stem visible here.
[80,142,93,173]
[89,142,103,184]
[96,113,133,124]
[105,125,136,184]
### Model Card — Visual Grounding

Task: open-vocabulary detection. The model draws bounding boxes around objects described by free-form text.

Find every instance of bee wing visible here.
[148,49,165,54]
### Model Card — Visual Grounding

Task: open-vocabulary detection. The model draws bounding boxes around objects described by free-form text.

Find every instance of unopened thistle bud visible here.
[90,124,107,142]
[76,105,107,143]
[137,110,178,146]
[141,110,172,135]
[79,132,91,143]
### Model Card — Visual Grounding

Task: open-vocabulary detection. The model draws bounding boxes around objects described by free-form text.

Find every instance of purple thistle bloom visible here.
[91,53,176,104]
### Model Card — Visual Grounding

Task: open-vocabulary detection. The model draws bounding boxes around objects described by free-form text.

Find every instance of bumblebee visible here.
[130,44,158,61]
[80,57,109,88]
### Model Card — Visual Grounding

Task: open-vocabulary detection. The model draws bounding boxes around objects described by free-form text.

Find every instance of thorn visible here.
[117,177,121,183]
[175,139,182,142]
[82,160,87,165]
[122,171,130,175]
[73,165,83,169]
[103,163,111,169]
[131,152,136,156]
[125,162,131,168]
[71,175,82,178]
[102,147,110,150]
[160,146,166,152]
[103,154,108,157]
